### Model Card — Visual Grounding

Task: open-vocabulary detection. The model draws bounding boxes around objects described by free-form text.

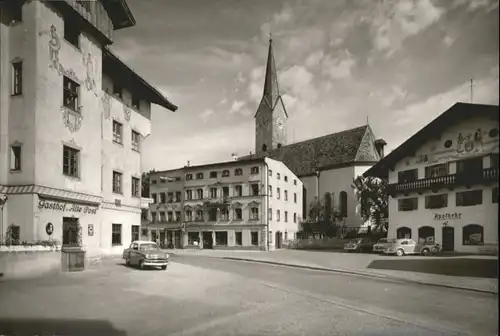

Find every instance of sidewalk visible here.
[167,249,498,294]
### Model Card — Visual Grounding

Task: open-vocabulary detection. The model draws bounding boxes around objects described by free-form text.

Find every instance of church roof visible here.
[240,125,381,177]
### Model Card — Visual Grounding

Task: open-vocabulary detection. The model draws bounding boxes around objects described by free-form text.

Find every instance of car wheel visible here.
[125,258,130,266]
[139,260,145,270]
[421,248,430,256]
[396,249,405,257]
[358,247,364,253]
[161,265,167,271]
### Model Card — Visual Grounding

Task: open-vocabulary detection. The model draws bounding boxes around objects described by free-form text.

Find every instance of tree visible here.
[301,194,340,238]
[352,175,389,232]
[141,169,156,198]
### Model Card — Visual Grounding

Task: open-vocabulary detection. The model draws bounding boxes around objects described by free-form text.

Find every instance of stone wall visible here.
[0,250,62,280]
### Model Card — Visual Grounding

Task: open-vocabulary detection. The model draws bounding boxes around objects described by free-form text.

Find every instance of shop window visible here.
[215,232,228,246]
[398,197,418,211]
[463,224,484,245]
[396,227,411,239]
[188,232,199,245]
[456,190,482,207]
[425,194,448,209]
[251,231,259,245]
[418,226,435,243]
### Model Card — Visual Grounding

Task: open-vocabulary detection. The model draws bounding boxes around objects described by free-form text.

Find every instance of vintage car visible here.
[344,238,374,253]
[122,240,170,270]
[372,238,396,253]
[383,238,442,256]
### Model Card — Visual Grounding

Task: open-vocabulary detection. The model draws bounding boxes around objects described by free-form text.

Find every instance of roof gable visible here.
[364,102,499,178]
[355,125,381,162]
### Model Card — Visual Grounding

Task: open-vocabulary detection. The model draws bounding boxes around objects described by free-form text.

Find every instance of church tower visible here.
[255,36,288,154]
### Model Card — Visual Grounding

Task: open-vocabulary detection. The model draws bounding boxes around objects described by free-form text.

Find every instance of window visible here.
[63,76,80,111]
[222,170,230,177]
[187,232,198,245]
[339,191,348,217]
[269,170,273,177]
[284,190,288,201]
[456,190,482,207]
[269,231,273,244]
[251,231,259,245]
[285,231,288,241]
[196,173,204,179]
[277,209,280,221]
[112,171,123,194]
[160,192,166,203]
[186,190,193,200]
[293,213,297,223]
[131,177,140,197]
[234,185,242,197]
[222,186,229,197]
[210,171,218,178]
[64,20,80,48]
[398,169,418,183]
[185,211,193,221]
[151,193,157,203]
[284,176,288,182]
[151,212,156,223]
[463,224,484,245]
[113,82,123,99]
[9,0,22,22]
[112,224,122,246]
[11,61,22,95]
[112,120,123,144]
[210,188,217,198]
[235,232,242,245]
[175,211,181,221]
[131,131,141,151]
[277,173,281,180]
[425,163,449,178]
[197,189,203,199]
[418,226,435,243]
[250,207,259,220]
[167,212,174,222]
[262,144,268,152]
[234,208,242,220]
[490,154,499,168]
[215,232,228,245]
[175,192,181,202]
[76,0,91,12]
[62,217,79,247]
[397,227,412,239]
[277,187,281,199]
[132,95,140,110]
[141,209,148,221]
[425,194,448,209]
[131,225,140,242]
[235,168,243,176]
[493,188,498,203]
[167,192,173,203]
[220,209,229,221]
[293,179,297,185]
[63,146,79,177]
[284,211,288,222]
[456,157,483,175]
[268,185,273,197]
[151,180,157,185]
[398,197,418,211]
[10,145,21,171]
[251,184,259,196]
[186,174,193,180]
[208,208,217,222]
[268,208,272,220]
[294,193,297,203]
[250,166,259,174]
[196,210,204,221]
[160,212,166,222]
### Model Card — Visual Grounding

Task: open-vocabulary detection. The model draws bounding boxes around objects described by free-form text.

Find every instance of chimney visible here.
[186,160,191,167]
[374,139,387,159]
[231,153,238,161]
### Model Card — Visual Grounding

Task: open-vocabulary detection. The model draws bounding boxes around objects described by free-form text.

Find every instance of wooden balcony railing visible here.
[388,167,499,195]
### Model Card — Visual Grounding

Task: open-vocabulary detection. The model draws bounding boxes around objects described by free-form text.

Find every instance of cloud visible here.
[370,0,445,56]
[219,97,228,105]
[200,108,215,122]
[280,65,317,102]
[305,50,325,68]
[453,0,499,12]
[443,35,456,47]
[321,51,356,80]
[228,100,246,114]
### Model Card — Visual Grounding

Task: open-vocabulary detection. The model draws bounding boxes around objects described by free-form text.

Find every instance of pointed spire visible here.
[262,35,280,109]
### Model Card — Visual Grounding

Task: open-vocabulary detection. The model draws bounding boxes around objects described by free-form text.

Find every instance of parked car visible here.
[344,238,374,253]
[372,238,396,253]
[383,239,442,256]
[122,240,170,270]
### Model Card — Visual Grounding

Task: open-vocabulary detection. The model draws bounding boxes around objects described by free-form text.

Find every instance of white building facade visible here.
[0,0,177,255]
[145,157,303,250]
[366,103,498,254]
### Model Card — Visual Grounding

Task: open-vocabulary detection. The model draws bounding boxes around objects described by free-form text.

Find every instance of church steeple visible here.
[262,35,280,109]
[254,35,289,155]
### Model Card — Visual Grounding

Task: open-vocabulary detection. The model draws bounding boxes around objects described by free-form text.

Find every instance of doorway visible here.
[202,231,213,249]
[442,226,454,251]
[275,231,283,249]
[159,230,166,248]
[62,217,79,247]
[174,230,182,248]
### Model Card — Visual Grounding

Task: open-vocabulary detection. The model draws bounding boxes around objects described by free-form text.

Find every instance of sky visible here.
[111,0,500,172]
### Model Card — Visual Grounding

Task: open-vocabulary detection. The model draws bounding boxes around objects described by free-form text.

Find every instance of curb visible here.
[219,257,498,295]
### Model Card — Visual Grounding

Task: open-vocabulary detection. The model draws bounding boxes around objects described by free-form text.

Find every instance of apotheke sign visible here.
[38,200,98,215]
[433,212,462,221]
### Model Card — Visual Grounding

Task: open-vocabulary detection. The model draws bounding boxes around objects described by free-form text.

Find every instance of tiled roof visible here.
[240,125,380,177]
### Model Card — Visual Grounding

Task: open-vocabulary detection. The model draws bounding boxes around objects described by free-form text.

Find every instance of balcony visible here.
[388,167,499,195]
[203,196,230,208]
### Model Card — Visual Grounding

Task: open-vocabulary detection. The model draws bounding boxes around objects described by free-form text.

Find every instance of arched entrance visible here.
[442,226,454,251]
[396,227,411,239]
[418,226,435,243]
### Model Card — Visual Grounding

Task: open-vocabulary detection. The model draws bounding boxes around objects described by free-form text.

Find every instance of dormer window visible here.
[250,167,259,174]
[186,174,193,180]
[222,170,230,177]
[196,173,204,180]
[209,171,217,179]
[235,168,243,176]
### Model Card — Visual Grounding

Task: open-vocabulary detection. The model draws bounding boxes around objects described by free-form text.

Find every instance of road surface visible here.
[0,254,496,336]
